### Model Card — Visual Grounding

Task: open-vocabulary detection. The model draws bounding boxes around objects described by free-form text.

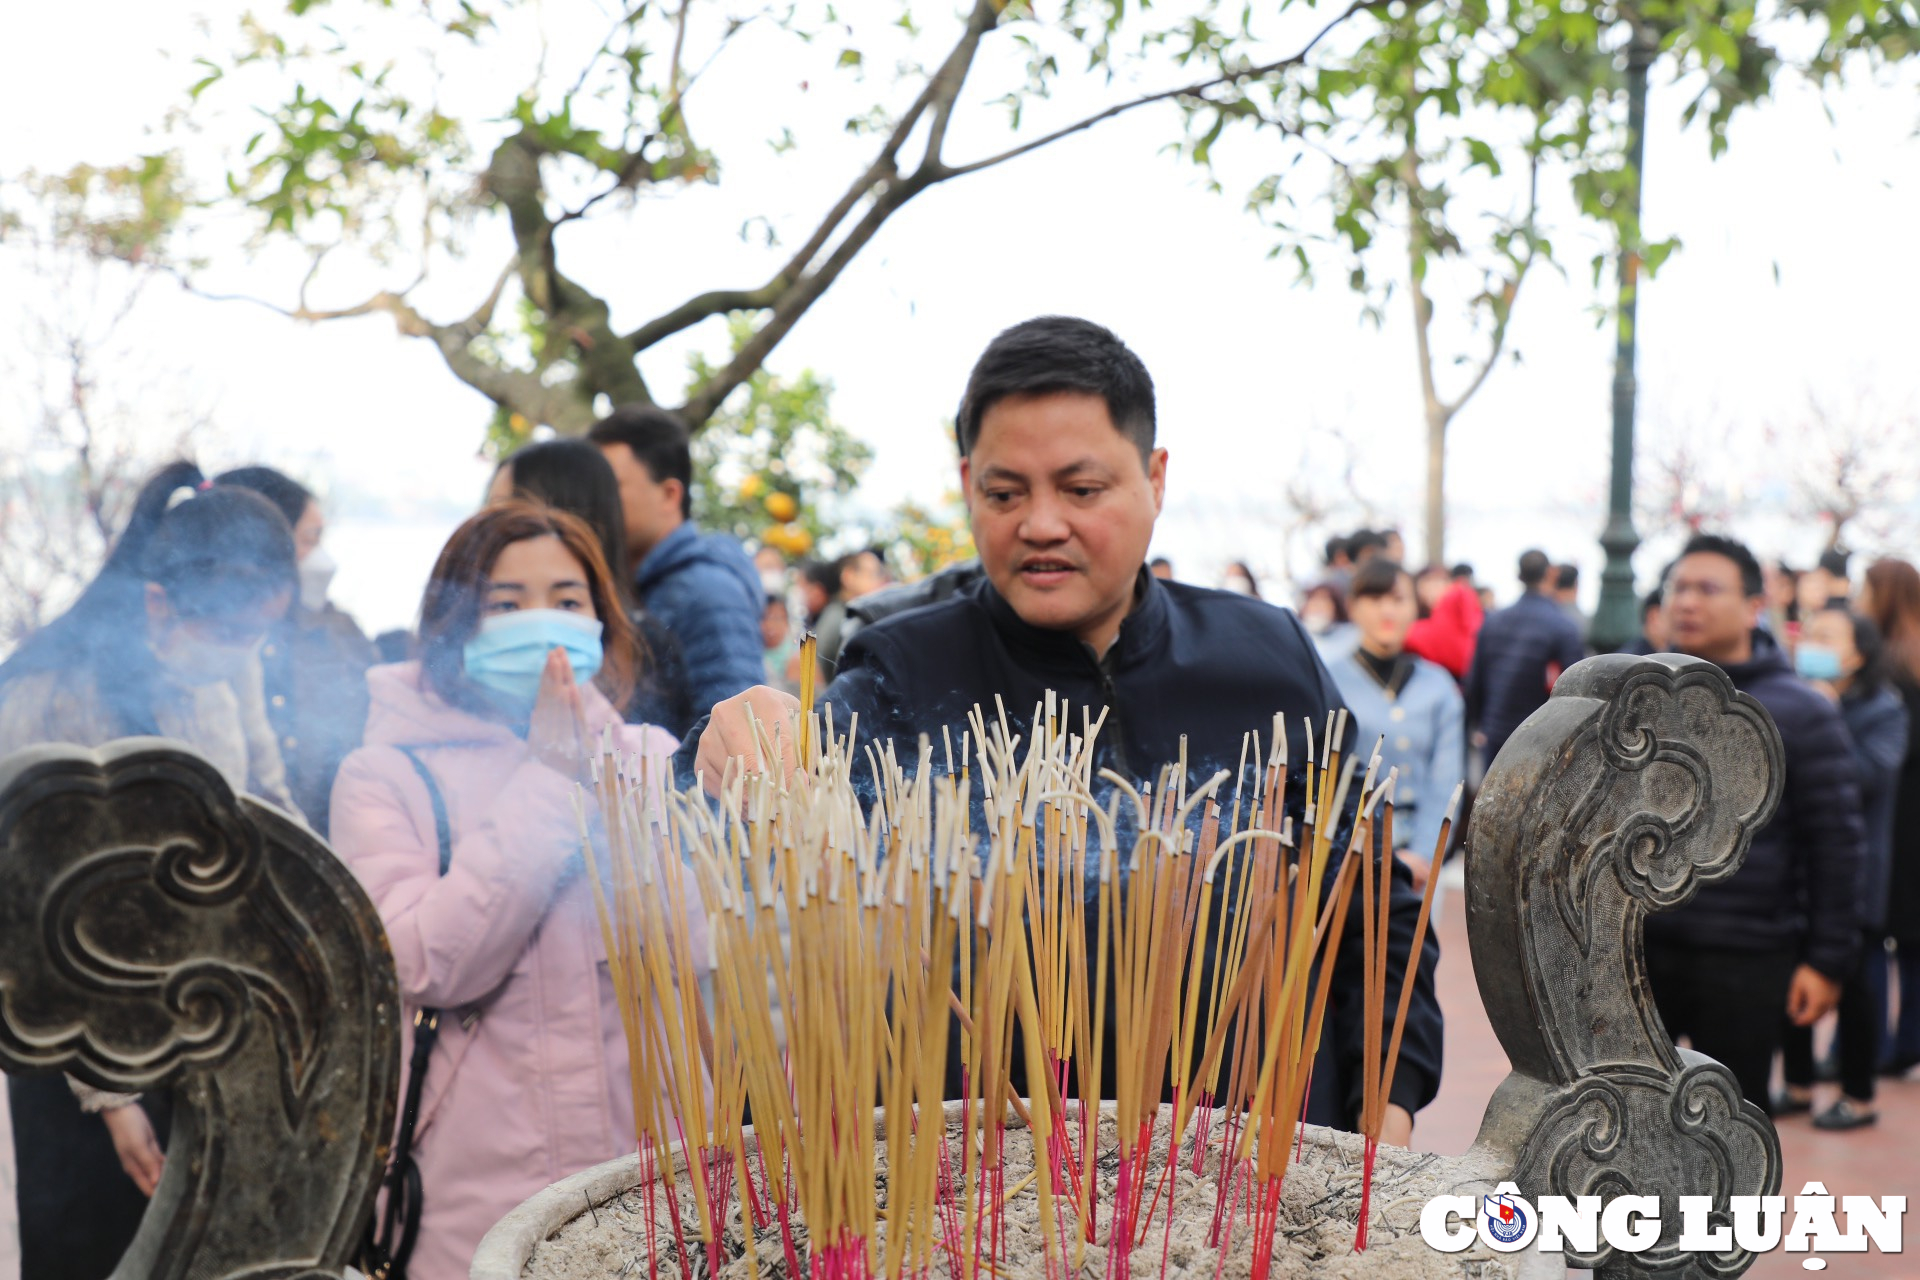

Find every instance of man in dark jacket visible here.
[683,315,1442,1141]
[1642,533,1865,1113]
[590,405,766,737]
[1464,549,1587,769]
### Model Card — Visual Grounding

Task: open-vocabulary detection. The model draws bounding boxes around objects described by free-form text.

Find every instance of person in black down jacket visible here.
[679,316,1442,1142]
[1776,607,1907,1129]
[1464,549,1586,771]
[1643,533,1866,1114]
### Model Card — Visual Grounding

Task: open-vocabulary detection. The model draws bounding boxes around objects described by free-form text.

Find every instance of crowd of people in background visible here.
[1269,526,1920,1141]
[0,380,1915,1278]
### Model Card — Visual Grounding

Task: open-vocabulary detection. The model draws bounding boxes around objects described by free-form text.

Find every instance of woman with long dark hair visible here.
[328,501,702,1280]
[1776,607,1908,1127]
[215,466,376,837]
[1861,558,1920,1078]
[0,461,297,1280]
[487,439,689,731]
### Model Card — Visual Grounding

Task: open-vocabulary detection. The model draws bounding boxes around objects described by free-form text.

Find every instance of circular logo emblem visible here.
[1484,1192,1529,1245]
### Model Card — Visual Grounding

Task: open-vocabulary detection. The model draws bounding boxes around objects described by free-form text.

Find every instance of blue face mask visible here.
[462,609,604,711]
[1794,643,1843,682]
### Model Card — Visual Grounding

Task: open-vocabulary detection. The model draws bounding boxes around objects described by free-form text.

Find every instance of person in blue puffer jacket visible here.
[589,405,766,738]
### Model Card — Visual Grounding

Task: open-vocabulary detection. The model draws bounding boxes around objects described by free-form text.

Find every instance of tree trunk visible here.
[1424,401,1448,567]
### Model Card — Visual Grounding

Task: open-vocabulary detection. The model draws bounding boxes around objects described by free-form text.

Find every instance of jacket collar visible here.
[975,566,1169,672]
[1716,628,1793,683]
[635,520,698,589]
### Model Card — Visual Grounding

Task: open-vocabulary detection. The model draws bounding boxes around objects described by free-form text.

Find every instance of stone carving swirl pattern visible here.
[0,738,400,1280]
[1466,654,1784,1278]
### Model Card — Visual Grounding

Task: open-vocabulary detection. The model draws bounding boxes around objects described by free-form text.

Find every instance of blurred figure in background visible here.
[1148,555,1174,580]
[1297,580,1355,661]
[1626,585,1671,654]
[1551,562,1591,644]
[1406,563,1484,682]
[1347,528,1389,566]
[589,406,763,736]
[1861,557,1920,1078]
[1321,535,1353,589]
[489,439,688,734]
[0,462,297,1280]
[798,557,847,681]
[216,466,376,837]
[753,544,790,597]
[1464,549,1585,770]
[840,548,890,603]
[1221,560,1262,598]
[329,502,698,1280]
[1413,564,1452,616]
[1647,533,1864,1113]
[1798,549,1852,618]
[1379,528,1406,564]
[1766,560,1802,645]
[1328,559,1465,901]
[1777,607,1906,1128]
[762,593,799,693]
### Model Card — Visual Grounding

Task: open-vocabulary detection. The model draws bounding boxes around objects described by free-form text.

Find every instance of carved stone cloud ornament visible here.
[0,738,401,1280]
[1467,654,1785,1278]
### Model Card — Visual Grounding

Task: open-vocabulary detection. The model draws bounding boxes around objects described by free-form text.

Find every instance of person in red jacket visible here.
[1407,564,1483,680]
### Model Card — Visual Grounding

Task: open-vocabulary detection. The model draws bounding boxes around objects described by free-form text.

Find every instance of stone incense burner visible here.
[0,653,1784,1280]
[471,654,1786,1280]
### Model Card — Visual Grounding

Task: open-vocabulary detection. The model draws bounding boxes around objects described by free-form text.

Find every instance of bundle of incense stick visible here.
[573,692,1454,1280]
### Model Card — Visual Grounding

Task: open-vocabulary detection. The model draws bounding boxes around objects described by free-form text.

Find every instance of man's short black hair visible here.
[800,558,843,595]
[1450,562,1474,581]
[954,316,1156,462]
[1324,535,1350,567]
[1347,529,1389,559]
[1554,563,1580,591]
[1818,548,1850,579]
[1518,549,1552,588]
[1678,533,1765,598]
[1642,588,1664,621]
[587,404,693,519]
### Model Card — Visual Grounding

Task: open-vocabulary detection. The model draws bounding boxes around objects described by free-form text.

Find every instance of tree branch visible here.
[666,0,1390,426]
[1438,149,1539,418]
[621,0,996,355]
[679,170,933,426]
[932,0,1392,182]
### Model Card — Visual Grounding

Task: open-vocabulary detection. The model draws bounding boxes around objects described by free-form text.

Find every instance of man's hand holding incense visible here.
[527,648,590,779]
[694,685,804,796]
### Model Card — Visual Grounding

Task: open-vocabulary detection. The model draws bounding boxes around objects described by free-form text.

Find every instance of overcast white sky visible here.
[4,1,1918,634]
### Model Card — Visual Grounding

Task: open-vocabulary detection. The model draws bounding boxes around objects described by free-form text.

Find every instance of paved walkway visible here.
[1411,869,1918,1279]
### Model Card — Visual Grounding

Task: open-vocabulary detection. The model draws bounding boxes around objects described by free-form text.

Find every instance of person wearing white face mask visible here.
[217,466,377,839]
[329,501,698,1280]
[0,461,299,1280]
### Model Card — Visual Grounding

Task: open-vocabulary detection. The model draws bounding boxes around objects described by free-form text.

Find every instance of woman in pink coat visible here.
[330,501,698,1280]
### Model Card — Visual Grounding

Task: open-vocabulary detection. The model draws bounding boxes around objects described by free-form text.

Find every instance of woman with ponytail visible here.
[0,461,300,1280]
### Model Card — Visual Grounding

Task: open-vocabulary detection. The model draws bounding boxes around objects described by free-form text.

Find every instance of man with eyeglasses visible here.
[1642,532,1866,1114]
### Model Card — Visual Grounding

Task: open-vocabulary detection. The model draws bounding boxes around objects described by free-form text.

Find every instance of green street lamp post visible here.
[1592,21,1658,653]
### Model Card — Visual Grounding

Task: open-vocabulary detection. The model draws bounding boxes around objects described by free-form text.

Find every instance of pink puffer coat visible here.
[330,662,696,1280]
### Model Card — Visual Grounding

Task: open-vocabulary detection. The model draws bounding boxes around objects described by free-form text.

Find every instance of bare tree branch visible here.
[667,0,1389,426]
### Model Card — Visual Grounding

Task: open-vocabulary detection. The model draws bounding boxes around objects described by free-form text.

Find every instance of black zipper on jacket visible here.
[1086,644,1131,780]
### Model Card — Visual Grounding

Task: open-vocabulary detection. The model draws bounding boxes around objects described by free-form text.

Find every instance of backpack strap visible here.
[394,745,452,875]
